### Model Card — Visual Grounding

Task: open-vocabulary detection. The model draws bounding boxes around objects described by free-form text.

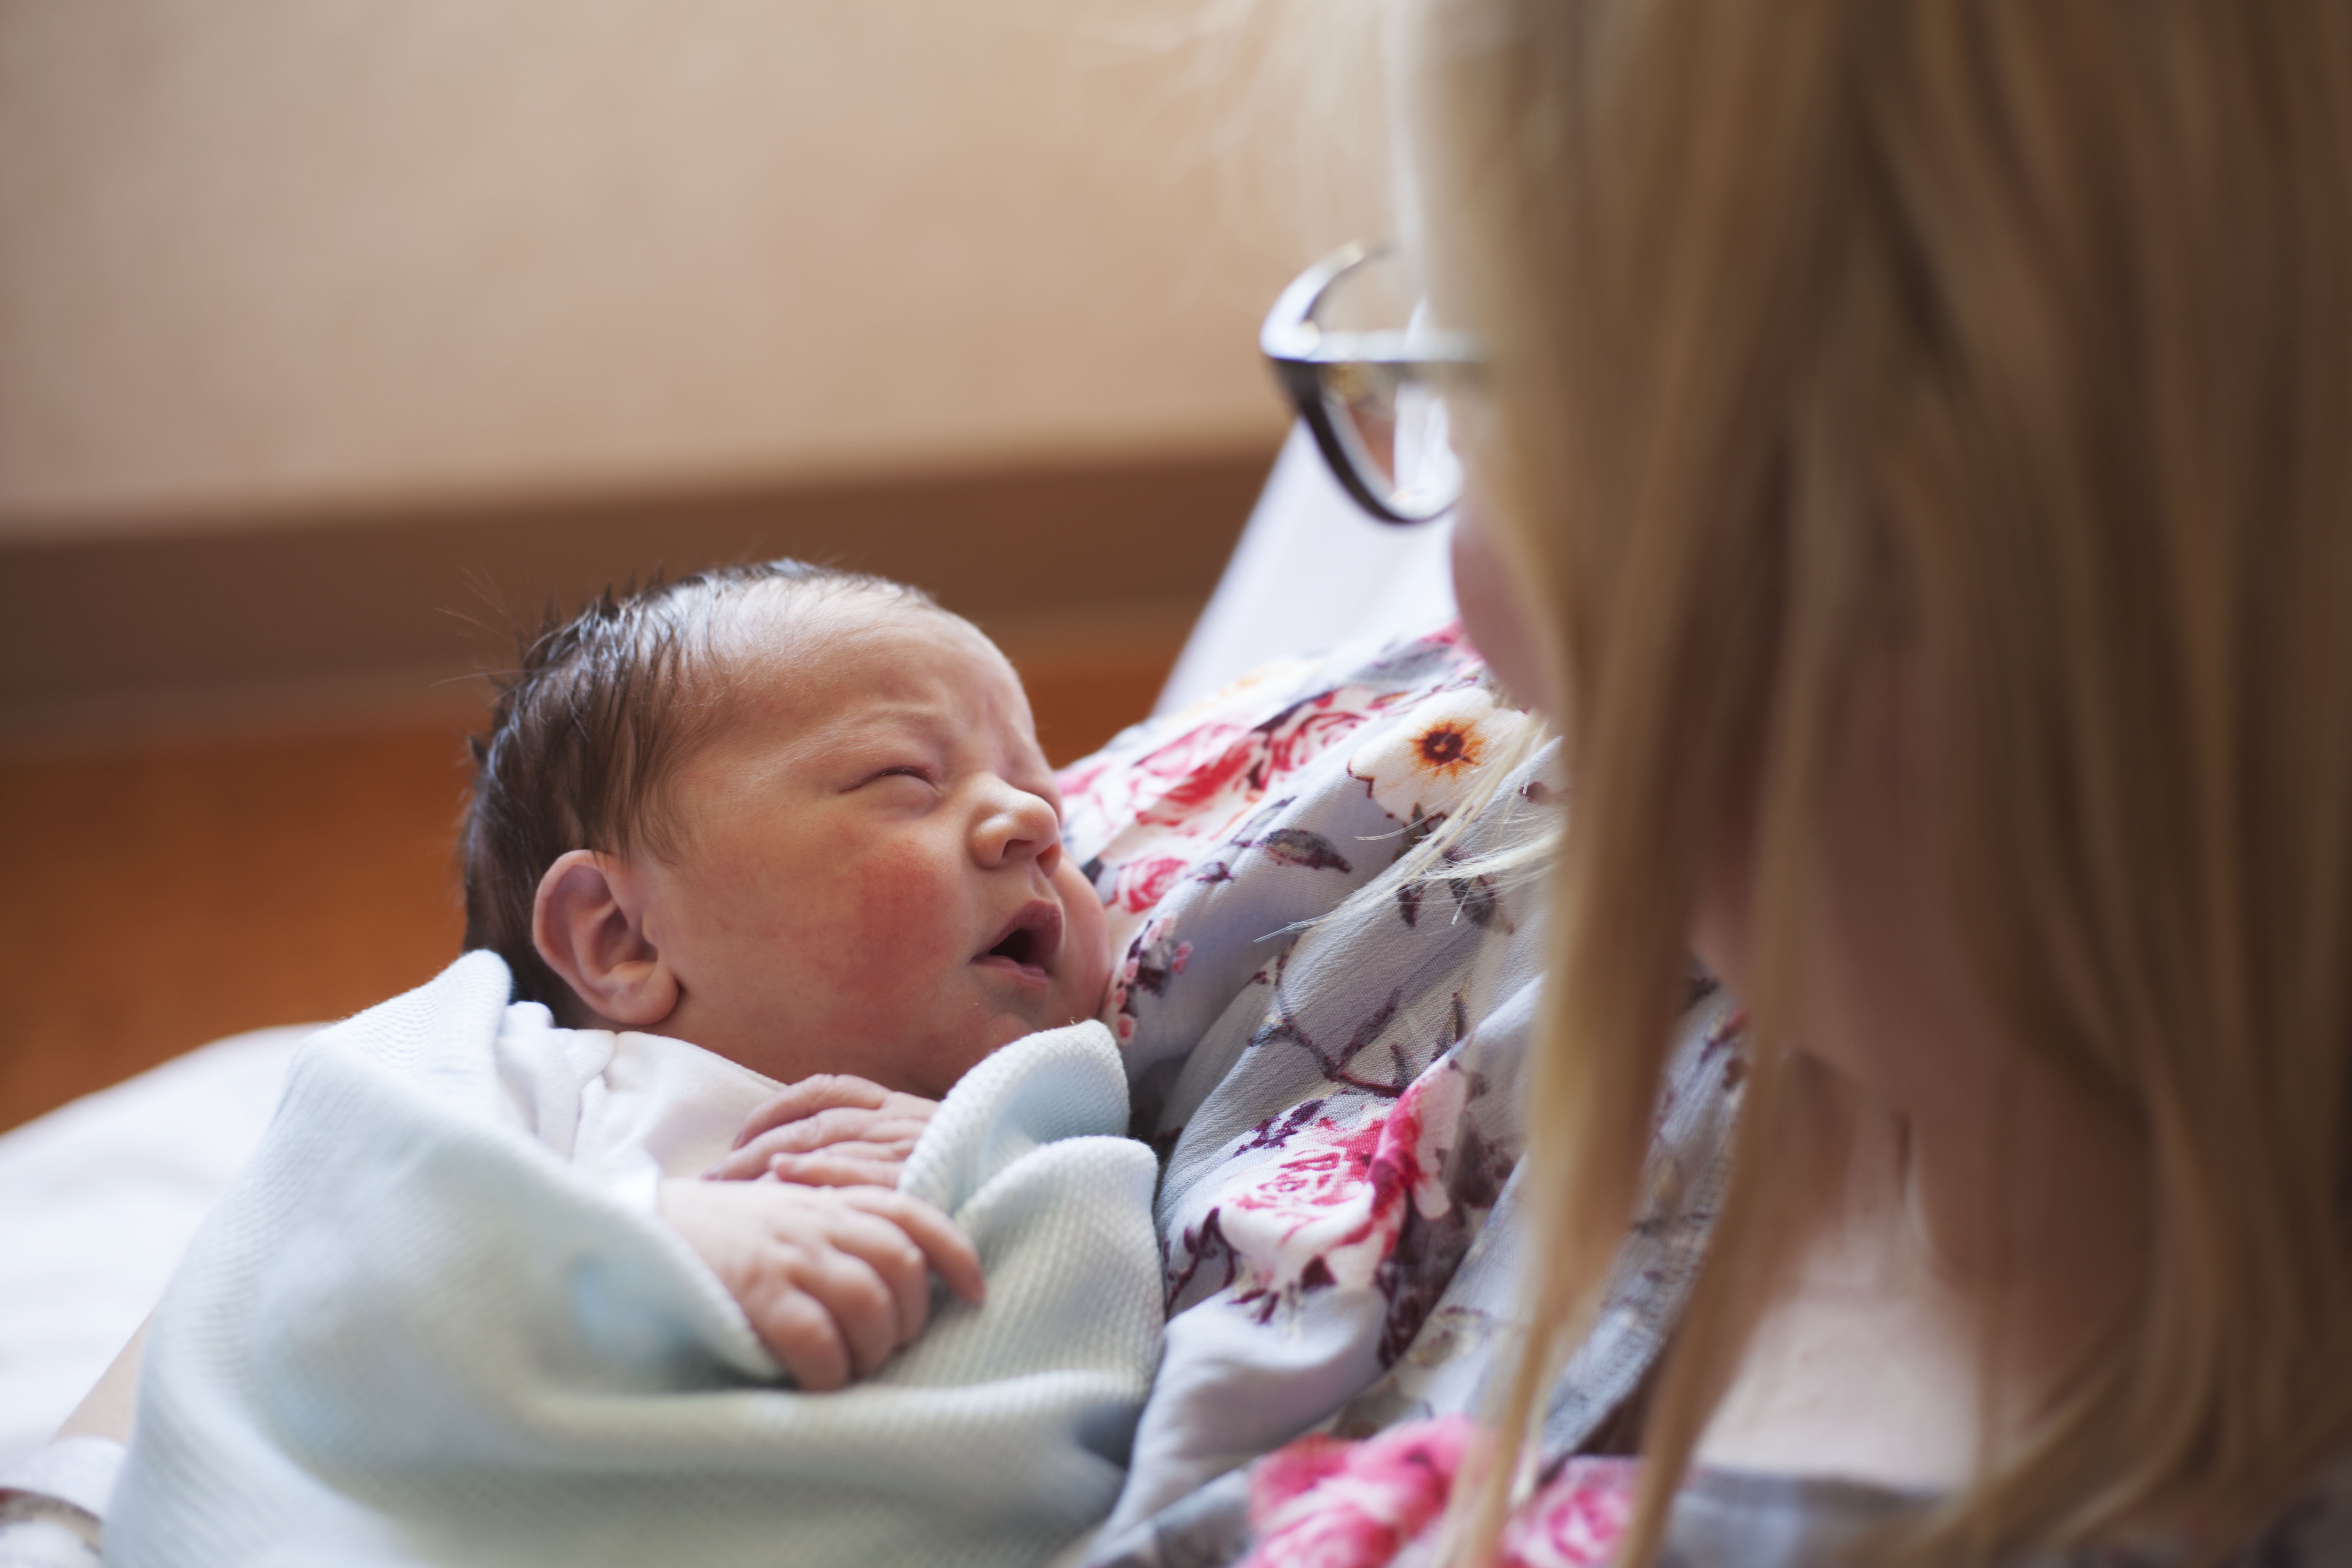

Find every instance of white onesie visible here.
[482,1001,781,1215]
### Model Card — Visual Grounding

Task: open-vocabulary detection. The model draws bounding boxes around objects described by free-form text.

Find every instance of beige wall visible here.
[0,0,1329,538]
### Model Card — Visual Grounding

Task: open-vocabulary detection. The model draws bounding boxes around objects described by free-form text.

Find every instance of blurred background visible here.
[0,0,1380,1132]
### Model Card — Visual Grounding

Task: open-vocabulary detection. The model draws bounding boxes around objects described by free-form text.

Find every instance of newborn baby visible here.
[104,563,1159,1568]
[459,560,1115,1389]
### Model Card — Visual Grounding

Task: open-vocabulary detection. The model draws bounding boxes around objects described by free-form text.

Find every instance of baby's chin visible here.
[911,989,1110,1097]
[951,1011,1059,1076]
[1062,948,1114,1031]
[969,985,1110,1055]
[1049,974,1116,1037]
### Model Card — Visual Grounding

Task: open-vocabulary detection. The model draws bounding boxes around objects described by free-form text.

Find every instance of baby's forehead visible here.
[724,589,1001,675]
[710,590,1027,733]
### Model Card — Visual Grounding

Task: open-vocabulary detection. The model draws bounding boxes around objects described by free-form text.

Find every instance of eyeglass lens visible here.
[1313,253,1463,520]
[1321,357,1461,520]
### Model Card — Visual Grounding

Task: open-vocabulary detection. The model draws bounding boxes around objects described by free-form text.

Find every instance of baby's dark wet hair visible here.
[462,560,937,1017]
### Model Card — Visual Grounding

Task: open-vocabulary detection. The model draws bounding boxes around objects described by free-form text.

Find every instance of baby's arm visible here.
[658,1179,983,1391]
[704,1074,938,1189]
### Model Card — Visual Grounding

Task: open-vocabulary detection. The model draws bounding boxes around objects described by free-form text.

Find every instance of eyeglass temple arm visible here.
[1259,241,1380,363]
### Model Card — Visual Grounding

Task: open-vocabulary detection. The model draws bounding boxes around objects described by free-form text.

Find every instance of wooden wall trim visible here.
[0,445,1274,754]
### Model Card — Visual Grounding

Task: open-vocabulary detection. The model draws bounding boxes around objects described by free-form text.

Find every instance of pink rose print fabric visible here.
[1242,1419,1477,1568]
[1501,1460,1642,1568]
[1060,624,1488,977]
[1239,1418,1636,1568]
[1178,1057,1470,1326]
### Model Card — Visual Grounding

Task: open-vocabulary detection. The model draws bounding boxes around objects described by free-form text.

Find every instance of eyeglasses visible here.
[1259,241,1485,525]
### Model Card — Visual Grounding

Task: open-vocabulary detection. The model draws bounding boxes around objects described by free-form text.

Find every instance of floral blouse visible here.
[1058,621,2352,1568]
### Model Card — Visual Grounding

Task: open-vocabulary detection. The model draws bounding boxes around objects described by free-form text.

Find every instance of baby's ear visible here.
[531,850,680,1029]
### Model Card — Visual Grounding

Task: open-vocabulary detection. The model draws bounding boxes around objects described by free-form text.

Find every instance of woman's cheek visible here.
[1450,498,1557,721]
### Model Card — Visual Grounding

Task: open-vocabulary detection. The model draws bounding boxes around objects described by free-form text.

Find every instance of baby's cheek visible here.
[831,846,967,981]
[1055,866,1115,1021]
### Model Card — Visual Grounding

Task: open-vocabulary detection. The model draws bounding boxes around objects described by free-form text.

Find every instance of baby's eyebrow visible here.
[801,701,951,748]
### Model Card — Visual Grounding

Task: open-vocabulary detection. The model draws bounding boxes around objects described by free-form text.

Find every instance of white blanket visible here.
[106,952,1164,1568]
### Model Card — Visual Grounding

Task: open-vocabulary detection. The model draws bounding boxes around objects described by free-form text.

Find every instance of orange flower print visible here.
[1347,685,1522,825]
[1416,721,1475,771]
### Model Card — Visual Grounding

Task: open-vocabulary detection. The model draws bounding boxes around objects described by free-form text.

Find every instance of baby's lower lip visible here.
[973,953,1052,989]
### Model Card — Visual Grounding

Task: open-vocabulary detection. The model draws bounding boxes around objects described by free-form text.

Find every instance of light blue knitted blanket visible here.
[108,952,1163,1568]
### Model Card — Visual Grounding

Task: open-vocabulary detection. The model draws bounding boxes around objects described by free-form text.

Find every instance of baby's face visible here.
[632,596,1112,1097]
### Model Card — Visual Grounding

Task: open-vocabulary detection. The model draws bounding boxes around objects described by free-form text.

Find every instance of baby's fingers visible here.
[828,1210,942,1349]
[732,1076,890,1148]
[730,1076,931,1151]
[763,1151,908,1189]
[749,1284,854,1392]
[798,1247,905,1376]
[771,1108,931,1155]
[837,1190,985,1306]
[708,1112,931,1180]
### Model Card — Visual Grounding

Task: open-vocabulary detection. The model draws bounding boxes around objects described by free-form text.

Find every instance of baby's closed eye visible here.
[859,764,935,787]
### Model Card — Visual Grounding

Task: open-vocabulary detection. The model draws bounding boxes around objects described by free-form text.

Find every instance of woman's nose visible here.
[974,785,1063,870]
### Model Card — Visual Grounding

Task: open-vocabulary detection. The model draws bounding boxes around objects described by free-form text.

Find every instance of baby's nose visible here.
[978,787,1063,866]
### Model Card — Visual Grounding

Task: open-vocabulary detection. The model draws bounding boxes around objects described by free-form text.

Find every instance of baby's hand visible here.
[706,1074,939,1189]
[657,1178,984,1390]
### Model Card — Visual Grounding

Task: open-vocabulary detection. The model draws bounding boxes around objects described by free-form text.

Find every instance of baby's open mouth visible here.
[976,903,1061,979]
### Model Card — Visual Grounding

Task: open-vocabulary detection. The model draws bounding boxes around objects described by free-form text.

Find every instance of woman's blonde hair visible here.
[1405,2,2352,1560]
